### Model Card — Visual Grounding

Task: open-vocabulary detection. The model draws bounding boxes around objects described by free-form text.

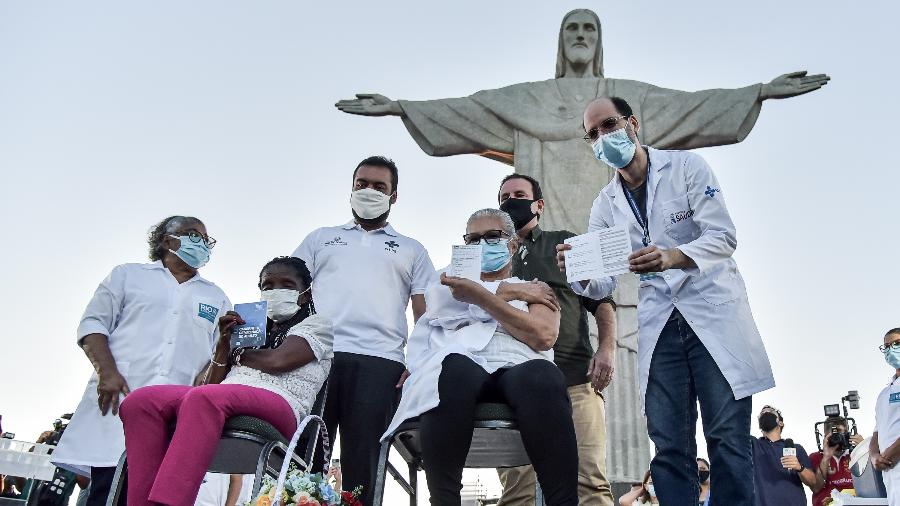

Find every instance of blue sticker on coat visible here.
[198,303,219,322]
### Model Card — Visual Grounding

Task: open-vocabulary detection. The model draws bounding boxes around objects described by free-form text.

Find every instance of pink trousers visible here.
[119,384,296,506]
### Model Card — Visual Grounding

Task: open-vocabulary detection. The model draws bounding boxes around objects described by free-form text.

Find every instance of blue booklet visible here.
[230,302,268,349]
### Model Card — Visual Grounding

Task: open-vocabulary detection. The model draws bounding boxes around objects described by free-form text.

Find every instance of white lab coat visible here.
[52,262,230,474]
[382,276,551,441]
[574,147,774,406]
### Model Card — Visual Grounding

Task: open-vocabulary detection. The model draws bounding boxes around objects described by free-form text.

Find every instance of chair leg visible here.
[534,481,544,506]
[408,461,418,506]
[371,438,392,506]
[105,452,128,506]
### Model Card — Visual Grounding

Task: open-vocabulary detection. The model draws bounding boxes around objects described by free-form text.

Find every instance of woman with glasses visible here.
[119,256,334,506]
[51,216,230,506]
[384,208,578,506]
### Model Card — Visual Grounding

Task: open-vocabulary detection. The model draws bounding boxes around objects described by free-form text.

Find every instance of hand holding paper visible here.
[230,302,268,349]
[447,245,482,281]
[563,225,632,283]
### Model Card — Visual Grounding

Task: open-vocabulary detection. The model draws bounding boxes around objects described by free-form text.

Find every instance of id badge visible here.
[640,273,659,281]
[889,392,900,404]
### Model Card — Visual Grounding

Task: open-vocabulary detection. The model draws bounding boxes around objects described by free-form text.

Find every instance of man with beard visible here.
[291,155,435,505]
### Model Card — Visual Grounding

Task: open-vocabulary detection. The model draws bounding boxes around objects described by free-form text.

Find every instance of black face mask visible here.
[699,470,710,483]
[759,412,780,433]
[499,198,538,230]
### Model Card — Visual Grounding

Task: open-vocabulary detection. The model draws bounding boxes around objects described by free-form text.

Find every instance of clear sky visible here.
[1,0,897,502]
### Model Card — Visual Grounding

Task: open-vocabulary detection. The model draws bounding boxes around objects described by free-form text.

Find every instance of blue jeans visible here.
[645,310,754,506]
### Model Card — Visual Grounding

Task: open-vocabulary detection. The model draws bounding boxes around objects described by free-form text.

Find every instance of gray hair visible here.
[147,215,203,261]
[467,208,516,238]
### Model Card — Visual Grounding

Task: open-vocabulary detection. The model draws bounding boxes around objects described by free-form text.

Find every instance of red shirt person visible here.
[809,416,865,506]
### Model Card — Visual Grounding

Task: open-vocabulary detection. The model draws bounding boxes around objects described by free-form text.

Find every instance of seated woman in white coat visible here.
[384,208,578,506]
[119,256,333,506]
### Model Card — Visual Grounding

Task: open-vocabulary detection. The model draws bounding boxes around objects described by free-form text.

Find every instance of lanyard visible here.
[621,162,652,247]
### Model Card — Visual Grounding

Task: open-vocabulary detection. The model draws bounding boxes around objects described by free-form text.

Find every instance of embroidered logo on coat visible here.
[705,186,720,198]
[325,236,348,246]
[384,240,400,253]
[198,303,219,323]
[669,209,695,225]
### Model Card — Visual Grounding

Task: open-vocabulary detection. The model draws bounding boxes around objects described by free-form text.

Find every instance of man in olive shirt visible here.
[496,174,617,506]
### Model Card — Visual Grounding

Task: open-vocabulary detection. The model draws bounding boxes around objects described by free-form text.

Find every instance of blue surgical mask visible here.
[481,240,512,273]
[592,128,636,169]
[885,348,900,369]
[168,235,210,269]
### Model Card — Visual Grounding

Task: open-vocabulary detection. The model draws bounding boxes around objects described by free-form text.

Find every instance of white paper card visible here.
[448,245,483,281]
[564,225,632,283]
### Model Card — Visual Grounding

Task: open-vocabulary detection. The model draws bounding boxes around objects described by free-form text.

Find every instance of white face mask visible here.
[350,188,391,220]
[646,484,655,498]
[260,288,308,322]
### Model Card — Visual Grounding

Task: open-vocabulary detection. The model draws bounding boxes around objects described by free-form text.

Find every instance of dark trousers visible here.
[420,354,578,506]
[323,352,405,506]
[645,310,754,506]
[86,466,123,506]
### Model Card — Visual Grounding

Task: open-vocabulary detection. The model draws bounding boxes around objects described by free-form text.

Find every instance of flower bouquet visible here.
[244,414,361,506]
[248,468,362,506]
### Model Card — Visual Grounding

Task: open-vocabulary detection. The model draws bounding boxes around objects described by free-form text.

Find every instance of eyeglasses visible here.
[879,341,900,353]
[583,115,628,143]
[463,230,510,245]
[184,231,217,249]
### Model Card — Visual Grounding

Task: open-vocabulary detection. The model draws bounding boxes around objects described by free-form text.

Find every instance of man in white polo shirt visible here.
[871,328,900,504]
[292,155,435,505]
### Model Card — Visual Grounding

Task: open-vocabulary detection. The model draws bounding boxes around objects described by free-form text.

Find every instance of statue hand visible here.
[335,93,402,116]
[761,70,830,100]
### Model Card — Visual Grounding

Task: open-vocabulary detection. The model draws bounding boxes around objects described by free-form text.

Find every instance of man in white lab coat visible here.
[558,97,774,506]
[52,216,231,506]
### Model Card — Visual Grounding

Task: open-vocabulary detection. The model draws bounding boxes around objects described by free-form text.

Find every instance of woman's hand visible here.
[498,279,560,311]
[97,367,130,416]
[217,311,244,345]
[440,273,489,305]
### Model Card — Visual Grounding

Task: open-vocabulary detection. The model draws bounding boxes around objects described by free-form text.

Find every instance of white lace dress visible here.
[220,313,334,422]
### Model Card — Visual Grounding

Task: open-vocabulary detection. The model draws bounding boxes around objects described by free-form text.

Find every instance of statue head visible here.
[556,9,604,78]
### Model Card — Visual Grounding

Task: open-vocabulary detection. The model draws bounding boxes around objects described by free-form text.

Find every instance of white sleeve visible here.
[569,195,618,300]
[76,265,128,344]
[410,245,437,296]
[289,315,334,361]
[677,153,738,273]
[291,229,320,276]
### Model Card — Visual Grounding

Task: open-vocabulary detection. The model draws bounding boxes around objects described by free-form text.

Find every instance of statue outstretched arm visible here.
[638,69,828,150]
[337,90,516,158]
[335,93,403,116]
[760,71,830,100]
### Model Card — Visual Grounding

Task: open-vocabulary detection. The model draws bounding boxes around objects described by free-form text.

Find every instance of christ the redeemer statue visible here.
[336,8,828,485]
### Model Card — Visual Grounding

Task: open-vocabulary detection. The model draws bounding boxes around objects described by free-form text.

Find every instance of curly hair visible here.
[147,216,202,261]
[258,256,313,290]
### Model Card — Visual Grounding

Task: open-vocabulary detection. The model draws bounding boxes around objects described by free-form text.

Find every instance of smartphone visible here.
[331,458,341,469]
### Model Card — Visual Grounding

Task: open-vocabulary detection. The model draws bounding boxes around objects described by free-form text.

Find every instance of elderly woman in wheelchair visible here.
[384,209,579,506]
[119,256,333,506]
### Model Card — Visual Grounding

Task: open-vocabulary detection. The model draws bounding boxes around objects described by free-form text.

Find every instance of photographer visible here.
[751,406,815,506]
[809,416,865,506]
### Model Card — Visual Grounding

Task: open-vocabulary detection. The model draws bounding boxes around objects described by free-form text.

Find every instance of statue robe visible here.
[397,76,762,483]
